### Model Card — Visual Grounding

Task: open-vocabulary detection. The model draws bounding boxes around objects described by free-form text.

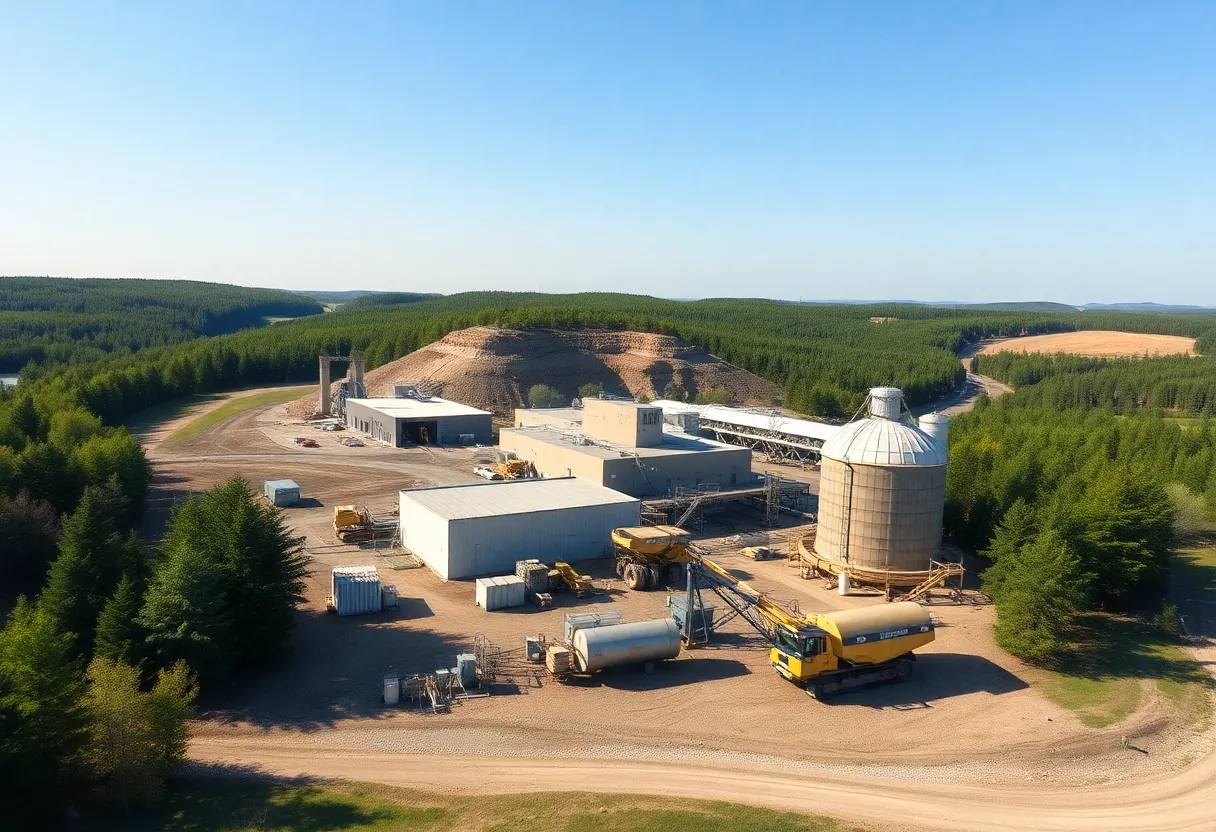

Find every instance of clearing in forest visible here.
[979,331,1196,358]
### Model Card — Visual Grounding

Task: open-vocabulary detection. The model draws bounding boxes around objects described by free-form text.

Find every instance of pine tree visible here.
[146,661,197,777]
[0,598,87,821]
[138,543,232,685]
[993,528,1088,664]
[38,488,130,658]
[84,658,162,810]
[95,574,146,667]
[979,499,1039,600]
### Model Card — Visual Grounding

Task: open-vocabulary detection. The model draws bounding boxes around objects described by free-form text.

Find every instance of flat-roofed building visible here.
[398,478,641,579]
[345,395,492,446]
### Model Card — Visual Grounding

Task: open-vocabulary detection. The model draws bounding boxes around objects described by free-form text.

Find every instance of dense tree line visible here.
[945,396,1211,661]
[973,352,1216,415]
[0,477,303,821]
[16,291,1214,436]
[0,276,322,372]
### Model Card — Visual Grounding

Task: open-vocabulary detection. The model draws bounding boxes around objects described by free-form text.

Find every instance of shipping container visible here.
[475,575,526,610]
[332,565,382,616]
[264,479,301,506]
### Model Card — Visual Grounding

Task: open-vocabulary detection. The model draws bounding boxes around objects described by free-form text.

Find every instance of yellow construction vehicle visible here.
[610,525,697,590]
[688,555,934,698]
[493,450,537,479]
[333,505,397,543]
[549,561,594,595]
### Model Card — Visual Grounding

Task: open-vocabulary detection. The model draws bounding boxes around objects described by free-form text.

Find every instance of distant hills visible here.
[789,299,1216,313]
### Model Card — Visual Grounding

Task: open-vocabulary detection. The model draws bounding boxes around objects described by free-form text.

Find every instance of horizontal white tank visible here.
[572,618,681,673]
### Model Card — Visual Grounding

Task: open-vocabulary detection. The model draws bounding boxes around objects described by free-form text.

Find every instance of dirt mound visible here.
[289,327,781,418]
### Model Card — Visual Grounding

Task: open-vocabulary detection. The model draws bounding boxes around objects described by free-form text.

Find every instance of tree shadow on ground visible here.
[1049,613,1215,688]
[828,653,1029,709]
[90,764,439,832]
[202,609,468,731]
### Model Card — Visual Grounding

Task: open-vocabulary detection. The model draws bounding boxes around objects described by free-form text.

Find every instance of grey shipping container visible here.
[667,594,716,638]
[264,479,301,506]
[475,575,526,610]
[332,566,382,616]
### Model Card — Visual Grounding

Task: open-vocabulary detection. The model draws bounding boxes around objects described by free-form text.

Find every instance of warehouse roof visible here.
[500,425,744,460]
[347,396,491,419]
[400,477,638,520]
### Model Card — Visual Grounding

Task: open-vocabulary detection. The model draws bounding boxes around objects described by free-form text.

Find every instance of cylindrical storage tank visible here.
[868,387,904,420]
[812,388,947,584]
[918,413,950,456]
[572,618,681,673]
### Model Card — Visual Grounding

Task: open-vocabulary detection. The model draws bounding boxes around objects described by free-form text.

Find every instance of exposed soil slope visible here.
[979,331,1196,358]
[292,327,782,417]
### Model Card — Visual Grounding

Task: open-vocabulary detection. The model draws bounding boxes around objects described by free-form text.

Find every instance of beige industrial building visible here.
[500,399,753,497]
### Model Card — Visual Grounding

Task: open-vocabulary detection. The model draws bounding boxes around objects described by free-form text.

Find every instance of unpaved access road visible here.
[154,389,1216,831]
[189,736,1216,832]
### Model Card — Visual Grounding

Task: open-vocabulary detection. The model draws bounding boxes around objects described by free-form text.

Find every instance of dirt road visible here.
[189,734,1216,832]
[152,389,1216,831]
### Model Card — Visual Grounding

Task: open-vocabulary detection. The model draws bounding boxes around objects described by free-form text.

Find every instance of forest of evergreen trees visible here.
[0,276,322,372]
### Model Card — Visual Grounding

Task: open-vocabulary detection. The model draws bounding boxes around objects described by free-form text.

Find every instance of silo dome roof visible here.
[820,417,947,466]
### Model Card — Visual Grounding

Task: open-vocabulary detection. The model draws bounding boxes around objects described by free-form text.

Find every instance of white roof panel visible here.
[820,417,946,466]
[348,397,491,419]
[650,400,840,443]
[401,477,639,521]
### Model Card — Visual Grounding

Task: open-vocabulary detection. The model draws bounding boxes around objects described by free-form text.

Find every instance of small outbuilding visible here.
[264,479,300,506]
[398,477,641,580]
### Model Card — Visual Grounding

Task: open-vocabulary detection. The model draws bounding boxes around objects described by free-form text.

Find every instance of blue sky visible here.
[1,1,1213,303]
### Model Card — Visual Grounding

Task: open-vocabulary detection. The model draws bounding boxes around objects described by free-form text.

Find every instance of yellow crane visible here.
[612,525,935,698]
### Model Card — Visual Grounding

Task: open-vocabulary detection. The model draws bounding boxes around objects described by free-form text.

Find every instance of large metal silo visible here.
[809,388,947,585]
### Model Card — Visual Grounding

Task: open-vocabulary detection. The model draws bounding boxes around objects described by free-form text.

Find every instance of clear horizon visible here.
[2,2,1213,305]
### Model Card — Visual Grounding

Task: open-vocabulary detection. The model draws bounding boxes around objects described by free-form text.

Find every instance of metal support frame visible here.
[318,354,366,418]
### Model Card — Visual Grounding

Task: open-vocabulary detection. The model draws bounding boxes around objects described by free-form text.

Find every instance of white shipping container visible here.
[332,566,382,616]
[475,575,526,610]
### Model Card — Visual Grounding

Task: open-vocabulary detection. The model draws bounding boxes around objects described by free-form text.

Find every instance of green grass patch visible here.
[124,393,226,435]
[165,386,310,443]
[92,779,858,832]
[1029,613,1213,729]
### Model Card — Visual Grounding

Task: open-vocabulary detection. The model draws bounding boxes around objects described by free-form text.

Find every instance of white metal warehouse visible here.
[398,478,641,580]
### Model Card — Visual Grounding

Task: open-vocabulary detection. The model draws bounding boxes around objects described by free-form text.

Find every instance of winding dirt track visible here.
[190,737,1216,832]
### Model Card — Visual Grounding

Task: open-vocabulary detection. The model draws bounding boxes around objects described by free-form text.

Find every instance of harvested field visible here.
[288,327,782,418]
[979,330,1197,358]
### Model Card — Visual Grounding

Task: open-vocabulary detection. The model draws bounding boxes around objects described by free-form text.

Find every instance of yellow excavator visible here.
[611,524,936,697]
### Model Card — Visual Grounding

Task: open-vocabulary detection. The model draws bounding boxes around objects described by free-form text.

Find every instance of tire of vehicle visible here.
[806,682,824,700]
[664,562,684,586]
[897,659,914,682]
[645,565,660,589]
[625,564,647,591]
[615,560,627,579]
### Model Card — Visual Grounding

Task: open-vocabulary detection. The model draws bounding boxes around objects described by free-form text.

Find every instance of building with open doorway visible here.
[344,395,492,447]
[398,477,641,579]
[499,398,753,497]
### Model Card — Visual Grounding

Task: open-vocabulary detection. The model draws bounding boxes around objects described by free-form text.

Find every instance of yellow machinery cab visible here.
[770,624,835,683]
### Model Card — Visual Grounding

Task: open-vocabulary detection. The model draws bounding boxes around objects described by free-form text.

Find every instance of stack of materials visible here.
[545,645,573,676]
[515,559,550,600]
[332,566,382,616]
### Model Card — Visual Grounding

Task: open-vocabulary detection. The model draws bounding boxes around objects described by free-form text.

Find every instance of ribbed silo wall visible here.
[813,457,946,573]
